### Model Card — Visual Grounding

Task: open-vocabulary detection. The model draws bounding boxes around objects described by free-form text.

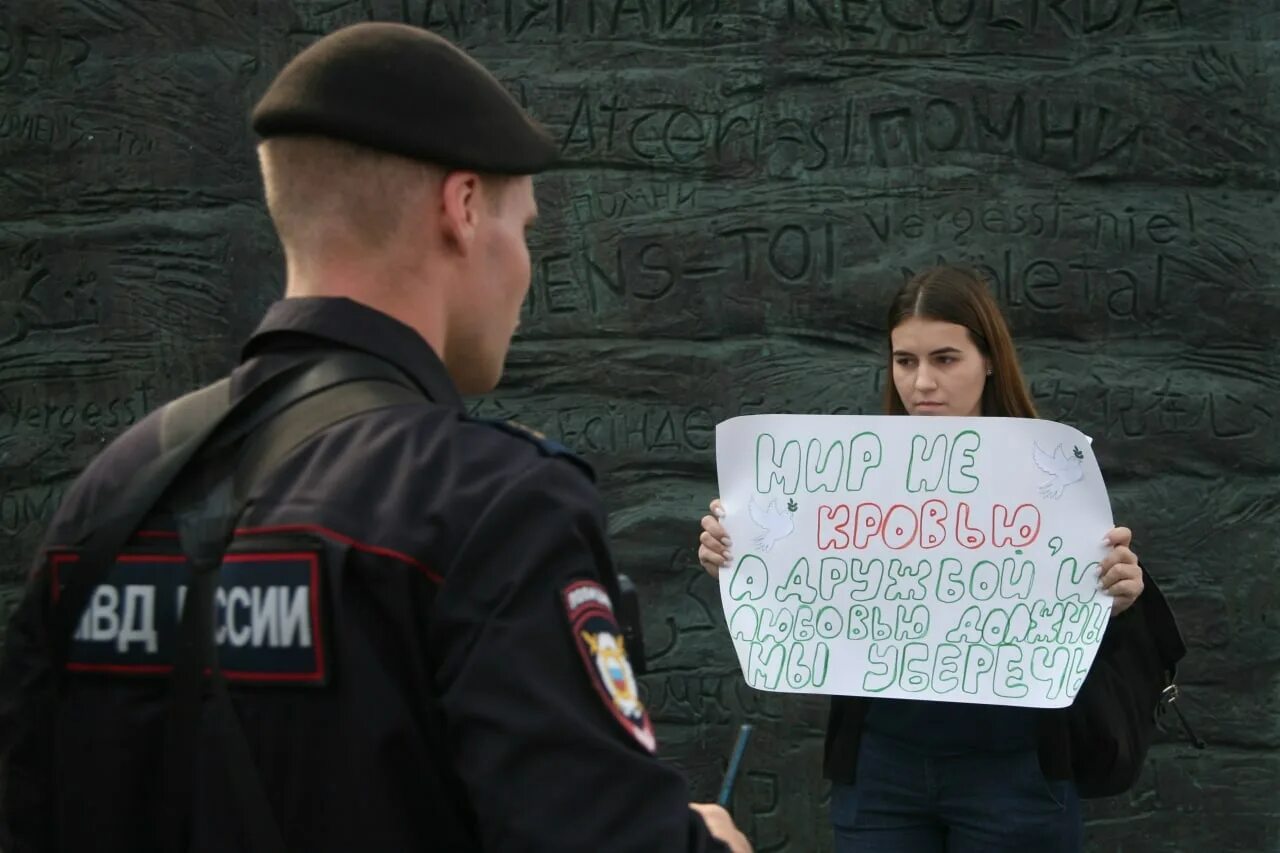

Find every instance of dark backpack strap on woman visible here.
[1068,567,1202,798]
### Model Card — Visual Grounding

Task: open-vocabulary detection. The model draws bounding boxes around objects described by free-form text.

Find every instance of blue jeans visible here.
[831,732,1083,853]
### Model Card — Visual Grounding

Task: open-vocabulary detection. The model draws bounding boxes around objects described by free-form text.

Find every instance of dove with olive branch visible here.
[748,497,798,551]
[1032,443,1085,499]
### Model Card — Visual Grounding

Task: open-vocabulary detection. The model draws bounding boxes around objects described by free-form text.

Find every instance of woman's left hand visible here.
[1101,526,1145,615]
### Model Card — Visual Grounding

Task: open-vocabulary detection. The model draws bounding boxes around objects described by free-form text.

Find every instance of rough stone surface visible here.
[1,1,1277,850]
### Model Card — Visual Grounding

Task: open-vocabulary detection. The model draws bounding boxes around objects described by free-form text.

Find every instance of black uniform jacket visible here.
[0,297,725,853]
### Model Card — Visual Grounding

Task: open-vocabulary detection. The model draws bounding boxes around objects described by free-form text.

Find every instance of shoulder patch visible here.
[49,539,328,686]
[562,579,656,753]
[472,418,594,480]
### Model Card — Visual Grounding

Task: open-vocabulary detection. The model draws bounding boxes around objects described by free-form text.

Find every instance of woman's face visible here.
[891,317,990,417]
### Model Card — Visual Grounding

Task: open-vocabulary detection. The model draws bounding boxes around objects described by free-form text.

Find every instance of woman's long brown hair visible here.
[882,265,1038,419]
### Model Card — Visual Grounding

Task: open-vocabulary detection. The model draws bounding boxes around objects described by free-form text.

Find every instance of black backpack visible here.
[1068,567,1203,798]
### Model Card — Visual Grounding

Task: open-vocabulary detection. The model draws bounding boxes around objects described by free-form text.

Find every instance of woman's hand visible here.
[1101,526,1145,615]
[698,498,731,579]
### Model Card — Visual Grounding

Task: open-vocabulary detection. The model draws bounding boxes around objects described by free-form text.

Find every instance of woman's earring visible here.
[986,368,993,376]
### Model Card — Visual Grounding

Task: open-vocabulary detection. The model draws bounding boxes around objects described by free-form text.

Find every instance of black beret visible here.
[251,22,557,174]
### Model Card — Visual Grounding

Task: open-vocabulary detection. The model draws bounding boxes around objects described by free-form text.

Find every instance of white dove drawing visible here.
[1032,443,1085,499]
[748,497,795,551]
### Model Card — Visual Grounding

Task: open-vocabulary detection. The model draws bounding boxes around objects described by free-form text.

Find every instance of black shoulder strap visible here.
[51,352,421,660]
[231,377,423,504]
[48,350,424,852]
[159,378,232,454]
[1138,569,1204,749]
[1137,569,1187,671]
[161,370,424,853]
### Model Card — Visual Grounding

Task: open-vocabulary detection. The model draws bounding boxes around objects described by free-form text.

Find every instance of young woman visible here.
[697,265,1148,853]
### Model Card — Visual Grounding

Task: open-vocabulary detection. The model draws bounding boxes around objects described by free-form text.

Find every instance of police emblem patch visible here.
[562,579,656,753]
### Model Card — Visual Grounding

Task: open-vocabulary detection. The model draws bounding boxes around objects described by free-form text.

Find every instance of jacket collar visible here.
[242,296,463,409]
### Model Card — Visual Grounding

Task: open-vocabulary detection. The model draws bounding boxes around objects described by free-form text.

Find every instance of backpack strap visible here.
[50,350,424,853]
[1139,570,1204,749]
[164,367,423,853]
[52,352,419,663]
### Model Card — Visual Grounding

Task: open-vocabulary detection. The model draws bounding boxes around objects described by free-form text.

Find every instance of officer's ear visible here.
[438,170,482,252]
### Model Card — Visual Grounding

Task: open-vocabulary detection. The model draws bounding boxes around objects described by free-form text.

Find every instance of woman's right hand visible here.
[698,498,732,579]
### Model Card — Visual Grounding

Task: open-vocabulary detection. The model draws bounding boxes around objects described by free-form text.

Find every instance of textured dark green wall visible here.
[1,1,1277,850]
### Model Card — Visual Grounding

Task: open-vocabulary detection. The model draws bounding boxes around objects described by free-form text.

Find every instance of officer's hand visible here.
[690,803,752,853]
[698,499,731,579]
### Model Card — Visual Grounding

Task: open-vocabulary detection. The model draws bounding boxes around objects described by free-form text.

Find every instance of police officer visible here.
[0,22,750,853]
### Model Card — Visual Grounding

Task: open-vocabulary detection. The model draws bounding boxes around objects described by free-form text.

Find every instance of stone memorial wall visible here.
[1,1,1276,849]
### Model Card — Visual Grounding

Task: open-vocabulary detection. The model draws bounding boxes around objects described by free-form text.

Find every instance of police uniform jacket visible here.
[0,297,726,852]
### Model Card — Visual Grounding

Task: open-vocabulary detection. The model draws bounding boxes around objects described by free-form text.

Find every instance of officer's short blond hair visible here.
[258,135,440,254]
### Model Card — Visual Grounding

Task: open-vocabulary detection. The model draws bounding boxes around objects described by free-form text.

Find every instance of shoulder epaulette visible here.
[471,418,595,481]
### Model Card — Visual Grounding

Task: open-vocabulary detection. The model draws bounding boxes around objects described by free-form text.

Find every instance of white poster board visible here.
[714,415,1113,709]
